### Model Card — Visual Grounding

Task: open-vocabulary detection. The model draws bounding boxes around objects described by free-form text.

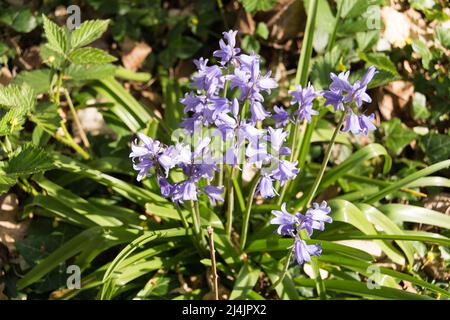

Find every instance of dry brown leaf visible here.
[378,80,414,120]
[121,38,152,72]
[265,0,305,44]
[0,67,12,86]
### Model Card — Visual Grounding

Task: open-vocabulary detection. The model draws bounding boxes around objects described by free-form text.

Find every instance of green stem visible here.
[240,175,260,251]
[295,0,319,86]
[64,88,90,148]
[327,0,344,52]
[269,247,294,290]
[225,165,235,237]
[301,111,346,210]
[54,70,63,105]
[57,122,90,160]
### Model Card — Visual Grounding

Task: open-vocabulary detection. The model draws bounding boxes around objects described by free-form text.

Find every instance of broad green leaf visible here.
[0,84,35,135]
[65,64,117,81]
[381,119,417,156]
[412,92,430,120]
[230,263,260,300]
[412,39,432,69]
[239,0,277,13]
[379,204,450,230]
[329,199,406,265]
[319,255,450,298]
[0,8,37,33]
[321,144,392,190]
[70,19,110,49]
[0,171,16,195]
[42,15,68,55]
[256,22,269,40]
[435,25,450,49]
[419,133,450,164]
[356,204,415,265]
[294,278,432,299]
[68,47,117,65]
[247,235,374,261]
[365,159,450,203]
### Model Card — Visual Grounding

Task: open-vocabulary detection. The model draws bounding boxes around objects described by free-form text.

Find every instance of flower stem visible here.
[207,226,219,300]
[54,70,63,105]
[327,0,344,52]
[56,121,90,160]
[64,88,90,148]
[301,111,346,210]
[225,165,235,237]
[269,246,293,290]
[240,175,260,251]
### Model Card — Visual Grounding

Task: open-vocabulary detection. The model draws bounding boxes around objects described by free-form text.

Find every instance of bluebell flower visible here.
[271,202,332,266]
[213,30,240,66]
[293,237,322,266]
[304,201,333,235]
[204,185,224,205]
[270,203,298,236]
[272,106,290,128]
[257,175,277,198]
[358,113,376,135]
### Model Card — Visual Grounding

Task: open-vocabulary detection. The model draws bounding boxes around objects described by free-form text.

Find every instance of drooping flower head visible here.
[271,201,332,266]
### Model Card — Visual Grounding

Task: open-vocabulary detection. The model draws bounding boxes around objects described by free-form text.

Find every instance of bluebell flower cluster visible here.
[130,29,377,206]
[130,30,301,203]
[271,201,332,266]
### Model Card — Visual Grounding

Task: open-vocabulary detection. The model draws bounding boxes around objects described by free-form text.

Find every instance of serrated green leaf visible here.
[0,84,35,136]
[40,44,66,70]
[42,15,68,55]
[70,19,110,49]
[359,52,398,75]
[29,102,61,135]
[68,47,117,65]
[4,144,55,176]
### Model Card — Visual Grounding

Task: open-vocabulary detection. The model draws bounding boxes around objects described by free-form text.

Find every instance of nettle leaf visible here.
[239,0,277,13]
[4,144,55,176]
[0,170,16,195]
[68,47,117,65]
[13,69,52,95]
[0,84,35,136]
[40,44,65,70]
[381,119,417,156]
[29,103,61,135]
[42,15,68,55]
[359,52,398,75]
[419,133,450,164]
[70,19,110,49]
